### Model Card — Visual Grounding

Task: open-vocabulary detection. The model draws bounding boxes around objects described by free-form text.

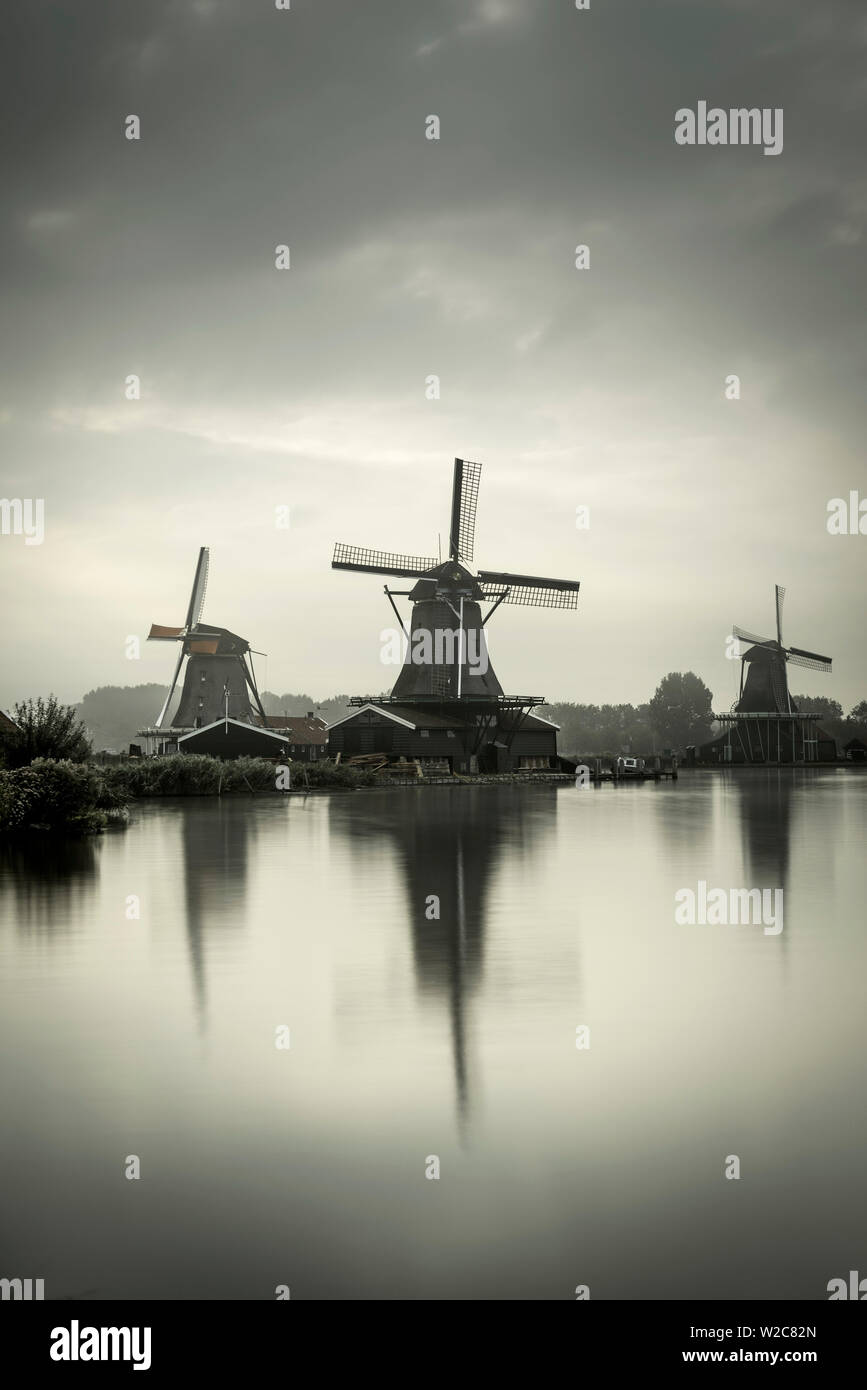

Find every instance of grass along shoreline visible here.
[0,756,377,835]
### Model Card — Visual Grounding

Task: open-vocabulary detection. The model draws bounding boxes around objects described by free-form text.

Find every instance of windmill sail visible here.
[479,570,581,609]
[332,544,438,578]
[449,458,481,564]
[770,658,790,715]
[732,625,774,647]
[155,645,186,729]
[186,546,210,629]
[787,647,832,672]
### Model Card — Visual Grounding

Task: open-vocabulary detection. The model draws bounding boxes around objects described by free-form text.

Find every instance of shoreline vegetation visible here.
[0,756,379,837]
[0,759,127,836]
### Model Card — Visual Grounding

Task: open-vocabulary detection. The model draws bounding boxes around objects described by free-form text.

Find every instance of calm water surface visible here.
[1,770,865,1299]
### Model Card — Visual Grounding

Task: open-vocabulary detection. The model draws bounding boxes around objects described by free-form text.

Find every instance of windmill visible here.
[148,547,268,730]
[332,459,581,704]
[732,584,832,715]
[705,584,837,763]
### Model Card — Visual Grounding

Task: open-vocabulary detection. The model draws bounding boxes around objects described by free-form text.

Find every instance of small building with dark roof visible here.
[258,714,328,762]
[495,710,561,770]
[327,702,560,773]
[178,718,291,761]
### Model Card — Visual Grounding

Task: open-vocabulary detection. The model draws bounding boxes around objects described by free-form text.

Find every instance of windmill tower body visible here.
[173,643,256,728]
[391,563,503,701]
[737,646,795,715]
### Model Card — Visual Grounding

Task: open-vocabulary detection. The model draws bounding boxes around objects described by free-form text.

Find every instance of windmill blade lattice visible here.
[775,584,786,644]
[786,648,832,673]
[449,458,481,564]
[479,570,581,609]
[185,547,210,630]
[732,625,775,647]
[332,543,438,578]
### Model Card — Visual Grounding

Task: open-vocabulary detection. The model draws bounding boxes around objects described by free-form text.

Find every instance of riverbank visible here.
[0,756,380,835]
[7,755,856,836]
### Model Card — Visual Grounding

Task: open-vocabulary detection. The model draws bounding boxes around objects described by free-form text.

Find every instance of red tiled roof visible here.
[260,715,328,744]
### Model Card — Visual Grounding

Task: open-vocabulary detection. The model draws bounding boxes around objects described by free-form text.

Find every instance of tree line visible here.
[542,683,867,757]
[1,679,866,764]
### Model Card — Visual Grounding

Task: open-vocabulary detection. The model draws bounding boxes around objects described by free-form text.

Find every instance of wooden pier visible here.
[578,756,679,784]
[341,751,678,788]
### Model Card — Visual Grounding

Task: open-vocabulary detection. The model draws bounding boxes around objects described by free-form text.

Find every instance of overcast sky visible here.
[1,0,865,715]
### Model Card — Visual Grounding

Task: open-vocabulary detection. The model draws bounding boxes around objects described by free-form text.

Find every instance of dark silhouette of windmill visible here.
[148,547,267,730]
[332,459,581,704]
[704,584,836,763]
[732,584,832,714]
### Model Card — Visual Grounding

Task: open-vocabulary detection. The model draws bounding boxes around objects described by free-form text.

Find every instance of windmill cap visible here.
[408,561,484,601]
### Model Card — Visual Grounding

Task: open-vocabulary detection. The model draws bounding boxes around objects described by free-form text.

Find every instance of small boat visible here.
[614,756,646,779]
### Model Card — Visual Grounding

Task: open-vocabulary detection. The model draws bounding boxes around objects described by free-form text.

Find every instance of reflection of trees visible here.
[0,834,100,933]
[328,787,556,1133]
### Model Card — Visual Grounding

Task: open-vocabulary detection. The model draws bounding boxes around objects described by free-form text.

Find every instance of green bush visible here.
[0,759,123,834]
[0,768,37,830]
[1,696,91,768]
[299,762,377,789]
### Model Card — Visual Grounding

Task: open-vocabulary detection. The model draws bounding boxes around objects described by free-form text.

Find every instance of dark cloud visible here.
[1,0,865,709]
